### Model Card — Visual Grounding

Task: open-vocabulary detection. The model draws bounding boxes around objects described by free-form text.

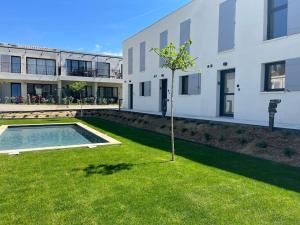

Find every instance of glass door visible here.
[220,69,235,117]
[11,83,21,98]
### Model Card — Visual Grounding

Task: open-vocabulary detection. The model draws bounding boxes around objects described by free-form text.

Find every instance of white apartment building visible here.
[0,43,123,104]
[123,0,300,129]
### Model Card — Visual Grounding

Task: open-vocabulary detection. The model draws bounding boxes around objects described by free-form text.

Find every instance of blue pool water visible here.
[0,124,107,151]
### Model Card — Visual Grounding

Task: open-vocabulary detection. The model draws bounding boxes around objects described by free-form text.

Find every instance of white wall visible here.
[123,0,300,128]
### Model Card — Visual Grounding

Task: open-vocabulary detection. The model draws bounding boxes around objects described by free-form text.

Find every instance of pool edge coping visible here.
[0,122,122,154]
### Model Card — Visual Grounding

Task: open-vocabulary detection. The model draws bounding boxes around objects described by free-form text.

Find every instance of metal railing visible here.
[0,62,123,79]
[65,68,122,79]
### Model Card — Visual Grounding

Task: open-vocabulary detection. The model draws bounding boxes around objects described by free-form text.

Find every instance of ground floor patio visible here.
[0,79,122,105]
[0,104,118,112]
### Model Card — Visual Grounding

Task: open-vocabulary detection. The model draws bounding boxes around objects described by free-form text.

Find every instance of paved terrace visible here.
[0,104,118,112]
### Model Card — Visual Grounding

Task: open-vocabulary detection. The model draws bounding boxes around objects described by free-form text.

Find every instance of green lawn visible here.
[0,118,300,225]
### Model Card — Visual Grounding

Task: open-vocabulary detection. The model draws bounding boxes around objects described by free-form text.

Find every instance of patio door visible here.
[128,84,133,109]
[220,69,235,117]
[11,83,21,98]
[160,79,168,112]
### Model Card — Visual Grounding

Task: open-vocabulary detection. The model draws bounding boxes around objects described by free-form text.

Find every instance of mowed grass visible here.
[0,118,300,225]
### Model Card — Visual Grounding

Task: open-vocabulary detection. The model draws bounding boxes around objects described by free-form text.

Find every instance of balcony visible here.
[65,69,122,79]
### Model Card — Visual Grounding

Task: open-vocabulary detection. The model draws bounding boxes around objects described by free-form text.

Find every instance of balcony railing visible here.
[0,62,123,79]
[66,69,122,79]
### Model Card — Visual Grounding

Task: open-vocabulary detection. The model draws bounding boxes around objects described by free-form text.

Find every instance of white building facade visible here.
[123,0,300,129]
[0,43,123,105]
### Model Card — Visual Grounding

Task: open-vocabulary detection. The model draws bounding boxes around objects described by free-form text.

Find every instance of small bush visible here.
[190,131,196,136]
[239,137,248,145]
[204,133,212,141]
[160,125,166,129]
[284,148,296,158]
[182,128,188,133]
[236,129,245,135]
[218,135,225,142]
[256,141,268,149]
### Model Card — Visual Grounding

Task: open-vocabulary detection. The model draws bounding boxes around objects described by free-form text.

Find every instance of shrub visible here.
[204,133,212,141]
[256,141,268,149]
[218,135,225,142]
[190,131,196,136]
[239,137,248,145]
[182,128,188,133]
[284,148,296,158]
[160,125,166,129]
[236,129,245,135]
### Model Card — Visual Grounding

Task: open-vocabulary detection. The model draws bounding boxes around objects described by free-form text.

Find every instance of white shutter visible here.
[188,74,201,95]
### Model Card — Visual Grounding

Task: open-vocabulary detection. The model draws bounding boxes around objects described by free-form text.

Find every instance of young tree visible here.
[151,40,195,161]
[69,81,87,117]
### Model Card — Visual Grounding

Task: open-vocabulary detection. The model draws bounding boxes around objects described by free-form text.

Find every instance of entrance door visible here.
[11,83,21,98]
[128,84,133,109]
[220,69,235,117]
[160,79,168,112]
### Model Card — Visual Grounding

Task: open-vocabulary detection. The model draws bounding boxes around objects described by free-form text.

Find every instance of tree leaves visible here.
[151,39,195,72]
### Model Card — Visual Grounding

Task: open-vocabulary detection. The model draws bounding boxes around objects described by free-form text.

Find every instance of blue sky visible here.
[0,0,190,56]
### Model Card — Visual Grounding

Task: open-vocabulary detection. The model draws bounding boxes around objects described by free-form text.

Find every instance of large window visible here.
[265,61,286,91]
[11,56,21,73]
[27,84,57,98]
[267,0,288,40]
[66,60,92,76]
[96,62,110,77]
[180,76,189,95]
[27,58,56,75]
[98,87,118,98]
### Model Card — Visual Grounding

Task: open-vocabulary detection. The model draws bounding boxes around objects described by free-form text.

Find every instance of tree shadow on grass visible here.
[80,117,300,193]
[74,161,170,177]
[83,163,133,176]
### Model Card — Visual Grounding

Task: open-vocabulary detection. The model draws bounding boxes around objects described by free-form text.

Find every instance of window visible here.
[98,87,118,98]
[26,58,56,75]
[27,84,57,98]
[140,81,151,96]
[96,62,110,77]
[11,56,21,73]
[11,83,21,97]
[265,61,286,91]
[66,60,92,76]
[180,76,189,95]
[267,0,288,40]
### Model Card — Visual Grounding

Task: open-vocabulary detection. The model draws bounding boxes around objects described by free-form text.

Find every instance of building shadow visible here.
[80,117,300,193]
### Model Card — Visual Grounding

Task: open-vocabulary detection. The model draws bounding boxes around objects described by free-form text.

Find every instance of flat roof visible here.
[0,43,123,59]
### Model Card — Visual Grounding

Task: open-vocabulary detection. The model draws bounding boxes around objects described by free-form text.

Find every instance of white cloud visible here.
[100,51,123,57]
[91,44,122,56]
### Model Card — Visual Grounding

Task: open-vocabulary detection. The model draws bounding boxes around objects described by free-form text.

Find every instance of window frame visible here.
[96,62,110,77]
[267,0,288,40]
[11,56,21,73]
[180,76,189,95]
[26,57,56,75]
[264,61,286,92]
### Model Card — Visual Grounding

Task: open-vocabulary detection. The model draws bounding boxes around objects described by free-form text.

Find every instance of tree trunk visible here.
[80,93,83,118]
[170,70,175,161]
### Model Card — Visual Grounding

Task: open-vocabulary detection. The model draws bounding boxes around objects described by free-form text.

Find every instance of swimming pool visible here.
[0,123,120,153]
